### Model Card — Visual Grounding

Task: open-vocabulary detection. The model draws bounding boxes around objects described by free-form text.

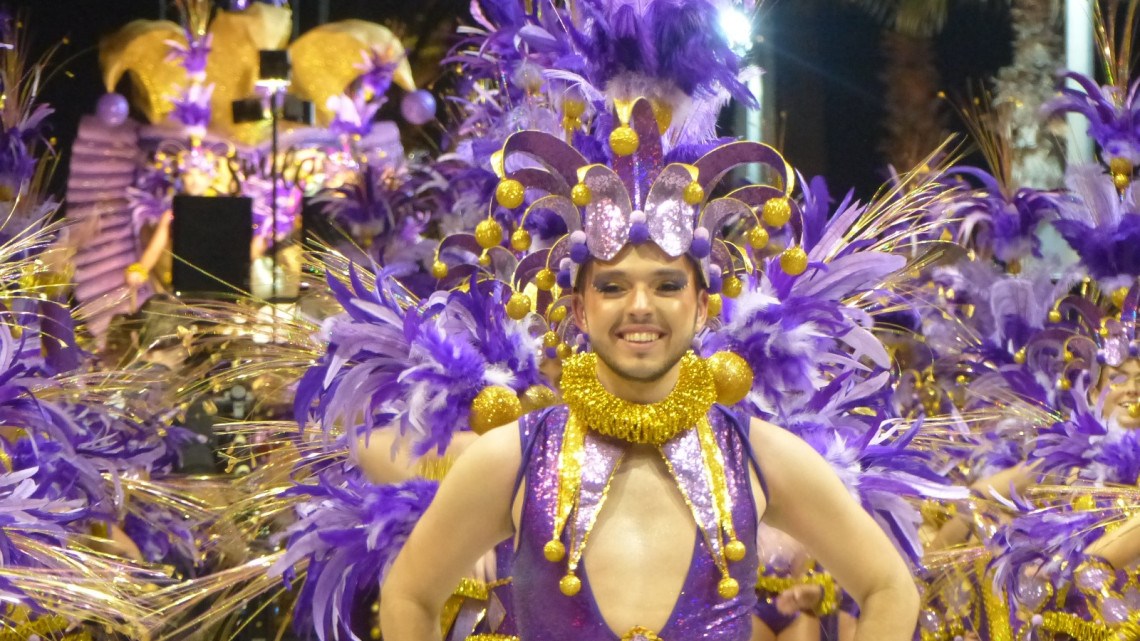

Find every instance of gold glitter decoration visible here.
[571,182,592,206]
[535,268,556,291]
[126,262,148,278]
[707,293,723,318]
[469,386,523,435]
[556,343,573,359]
[1111,157,1134,194]
[467,636,521,641]
[496,179,526,209]
[563,99,585,119]
[754,567,839,616]
[431,260,449,279]
[1113,286,1130,309]
[476,218,504,250]
[413,454,456,481]
[721,275,743,299]
[724,539,746,562]
[621,627,661,641]
[1072,494,1097,511]
[505,292,532,320]
[683,181,705,205]
[1040,611,1131,641]
[521,385,558,413]
[0,447,10,472]
[717,576,740,599]
[560,573,582,596]
[977,561,1014,641]
[561,352,716,445]
[543,331,560,348]
[511,228,532,251]
[762,197,792,227]
[544,539,566,562]
[747,225,769,250]
[708,351,753,405]
[549,306,568,323]
[780,246,808,276]
[650,99,673,133]
[609,126,639,157]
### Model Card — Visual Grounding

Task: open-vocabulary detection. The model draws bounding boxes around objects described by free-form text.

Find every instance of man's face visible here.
[1097,358,1140,428]
[572,243,708,385]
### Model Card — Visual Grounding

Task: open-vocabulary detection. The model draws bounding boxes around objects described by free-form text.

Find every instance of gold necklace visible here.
[560,351,717,445]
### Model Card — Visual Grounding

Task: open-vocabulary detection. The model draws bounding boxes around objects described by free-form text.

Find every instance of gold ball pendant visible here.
[722,275,743,299]
[544,539,566,562]
[469,386,523,434]
[511,228,532,251]
[724,539,746,562]
[609,126,639,157]
[708,351,753,406]
[1048,309,1062,323]
[571,183,592,206]
[762,197,792,227]
[535,268,557,291]
[549,306,568,323]
[747,225,769,250]
[560,573,582,596]
[496,179,526,209]
[1013,348,1026,364]
[521,385,558,413]
[717,576,740,599]
[683,181,705,205]
[556,343,573,359]
[505,292,532,320]
[780,246,809,276]
[431,261,449,279]
[543,330,560,348]
[707,293,723,318]
[476,218,504,249]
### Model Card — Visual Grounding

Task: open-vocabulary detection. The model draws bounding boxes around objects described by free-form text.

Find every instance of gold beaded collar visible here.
[560,351,717,445]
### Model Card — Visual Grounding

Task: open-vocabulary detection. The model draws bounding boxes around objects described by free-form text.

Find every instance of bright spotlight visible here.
[719,6,753,56]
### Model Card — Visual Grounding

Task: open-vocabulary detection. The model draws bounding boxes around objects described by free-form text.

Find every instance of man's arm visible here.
[379,423,521,641]
[750,418,919,641]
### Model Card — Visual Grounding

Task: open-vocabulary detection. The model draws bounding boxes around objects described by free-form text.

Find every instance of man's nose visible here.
[629,284,653,314]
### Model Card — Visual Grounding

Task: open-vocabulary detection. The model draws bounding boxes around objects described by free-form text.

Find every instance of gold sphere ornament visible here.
[746,225,769,250]
[563,99,585,119]
[762,197,792,227]
[535,268,557,291]
[543,330,560,348]
[544,539,566,562]
[571,183,592,206]
[707,293,723,318]
[478,252,493,267]
[683,181,705,205]
[469,386,524,435]
[560,573,582,596]
[476,218,504,249]
[722,275,743,299]
[511,228,532,252]
[1013,348,1026,365]
[1115,172,1131,192]
[609,125,639,157]
[556,342,573,359]
[506,292,532,320]
[1110,157,1133,192]
[496,178,526,209]
[1113,287,1130,309]
[431,260,449,279]
[780,246,809,276]
[724,539,746,562]
[549,306,568,323]
[708,351,753,405]
[717,576,740,599]
[1059,377,1072,391]
[1062,349,1074,363]
[1048,309,1062,323]
[521,385,558,413]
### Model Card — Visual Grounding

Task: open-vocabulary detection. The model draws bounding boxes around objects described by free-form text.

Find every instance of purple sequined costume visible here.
[512,405,765,641]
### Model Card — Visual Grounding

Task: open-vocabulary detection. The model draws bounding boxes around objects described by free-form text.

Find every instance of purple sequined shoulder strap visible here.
[513,406,561,498]
[714,404,769,502]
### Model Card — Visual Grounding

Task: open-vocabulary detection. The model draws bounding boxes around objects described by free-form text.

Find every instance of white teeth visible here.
[624,332,660,343]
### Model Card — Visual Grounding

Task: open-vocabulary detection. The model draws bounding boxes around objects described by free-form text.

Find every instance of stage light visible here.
[719,6,753,56]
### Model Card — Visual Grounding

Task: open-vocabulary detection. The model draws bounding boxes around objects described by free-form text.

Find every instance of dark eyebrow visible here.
[591,268,689,286]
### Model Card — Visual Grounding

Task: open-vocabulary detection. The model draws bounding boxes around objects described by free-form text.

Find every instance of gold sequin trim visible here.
[0,613,70,641]
[415,453,457,481]
[1041,611,1140,641]
[620,627,662,641]
[561,352,716,445]
[754,566,839,617]
[466,636,520,641]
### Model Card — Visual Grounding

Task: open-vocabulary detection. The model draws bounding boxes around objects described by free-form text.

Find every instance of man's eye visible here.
[596,284,623,294]
[658,281,686,293]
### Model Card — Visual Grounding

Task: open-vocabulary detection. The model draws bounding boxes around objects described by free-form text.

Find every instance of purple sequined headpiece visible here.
[441,97,801,302]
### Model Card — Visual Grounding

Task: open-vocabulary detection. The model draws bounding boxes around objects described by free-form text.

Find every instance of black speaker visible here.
[300,196,349,246]
[171,195,253,295]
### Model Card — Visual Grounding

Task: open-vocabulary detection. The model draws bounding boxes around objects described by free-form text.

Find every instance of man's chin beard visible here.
[595,344,687,385]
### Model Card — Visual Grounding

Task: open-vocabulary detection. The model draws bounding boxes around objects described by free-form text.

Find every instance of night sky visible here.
[12,0,1013,202]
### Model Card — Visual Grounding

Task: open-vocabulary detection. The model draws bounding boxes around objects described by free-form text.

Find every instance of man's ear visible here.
[572,291,587,333]
[695,289,709,331]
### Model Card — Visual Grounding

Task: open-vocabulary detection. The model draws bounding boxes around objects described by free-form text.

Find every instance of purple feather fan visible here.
[271,466,438,641]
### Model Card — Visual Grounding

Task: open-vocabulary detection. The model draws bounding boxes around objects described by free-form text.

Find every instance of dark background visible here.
[12,0,1012,202]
